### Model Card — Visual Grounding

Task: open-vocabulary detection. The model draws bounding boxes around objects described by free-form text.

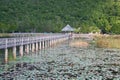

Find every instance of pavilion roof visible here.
[61,24,74,32]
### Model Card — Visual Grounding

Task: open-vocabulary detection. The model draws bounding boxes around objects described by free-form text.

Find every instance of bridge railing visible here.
[0,34,69,49]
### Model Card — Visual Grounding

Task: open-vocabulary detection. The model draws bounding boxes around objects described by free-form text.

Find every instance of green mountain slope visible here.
[0,0,120,33]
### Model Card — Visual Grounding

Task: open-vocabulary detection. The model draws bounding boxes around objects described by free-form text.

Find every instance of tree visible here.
[89,26,101,33]
[0,22,9,33]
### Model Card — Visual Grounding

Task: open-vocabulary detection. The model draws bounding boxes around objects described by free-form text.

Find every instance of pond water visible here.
[0,39,120,80]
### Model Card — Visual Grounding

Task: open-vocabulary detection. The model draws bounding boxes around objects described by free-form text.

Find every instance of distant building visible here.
[61,24,74,33]
[61,24,74,39]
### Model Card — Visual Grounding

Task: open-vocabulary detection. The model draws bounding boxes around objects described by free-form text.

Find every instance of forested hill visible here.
[0,0,120,33]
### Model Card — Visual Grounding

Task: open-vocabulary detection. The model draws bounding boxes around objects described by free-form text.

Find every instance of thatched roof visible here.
[61,24,74,32]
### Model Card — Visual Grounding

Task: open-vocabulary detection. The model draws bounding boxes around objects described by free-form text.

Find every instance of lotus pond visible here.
[0,39,120,80]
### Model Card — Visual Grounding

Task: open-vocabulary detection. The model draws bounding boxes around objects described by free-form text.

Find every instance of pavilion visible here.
[61,24,74,33]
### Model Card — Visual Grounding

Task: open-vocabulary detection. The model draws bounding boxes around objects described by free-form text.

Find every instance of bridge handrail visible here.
[0,34,69,49]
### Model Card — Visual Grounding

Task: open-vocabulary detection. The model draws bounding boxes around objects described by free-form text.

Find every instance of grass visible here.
[95,35,120,49]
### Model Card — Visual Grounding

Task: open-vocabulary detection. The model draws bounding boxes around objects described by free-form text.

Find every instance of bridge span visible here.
[0,33,93,63]
[0,33,70,63]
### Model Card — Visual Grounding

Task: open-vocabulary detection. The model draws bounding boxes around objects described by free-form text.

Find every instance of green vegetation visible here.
[0,0,120,33]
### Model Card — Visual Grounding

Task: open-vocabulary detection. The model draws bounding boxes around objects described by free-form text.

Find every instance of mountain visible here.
[0,0,120,33]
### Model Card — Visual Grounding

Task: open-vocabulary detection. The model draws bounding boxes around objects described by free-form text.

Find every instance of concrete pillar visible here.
[25,45,27,53]
[45,41,47,48]
[39,42,41,50]
[59,39,62,43]
[52,39,54,46]
[5,48,8,63]
[29,44,32,51]
[51,39,54,46]
[48,40,50,47]
[13,38,16,60]
[36,42,38,51]
[49,40,52,46]
[32,43,35,52]
[44,41,46,48]
[19,45,23,57]
[54,39,57,45]
[58,38,60,42]
[42,41,44,49]
[13,46,16,60]
[26,44,29,53]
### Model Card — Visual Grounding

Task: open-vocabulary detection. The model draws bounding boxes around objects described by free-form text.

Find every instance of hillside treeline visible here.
[0,0,120,34]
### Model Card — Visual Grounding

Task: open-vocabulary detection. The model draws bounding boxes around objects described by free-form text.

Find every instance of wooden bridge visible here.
[0,33,93,63]
[0,33,71,63]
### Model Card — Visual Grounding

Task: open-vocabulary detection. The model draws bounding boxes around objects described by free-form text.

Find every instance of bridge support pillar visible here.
[45,41,47,48]
[36,42,38,51]
[44,41,46,48]
[13,46,16,60]
[32,43,35,52]
[5,48,8,63]
[51,39,54,46]
[42,41,44,49]
[26,44,29,53]
[19,45,23,57]
[39,42,41,50]
[29,44,32,52]
[54,39,57,46]
[49,40,52,46]
[48,40,50,47]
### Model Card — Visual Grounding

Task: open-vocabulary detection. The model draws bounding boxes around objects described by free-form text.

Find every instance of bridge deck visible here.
[0,34,69,49]
[0,33,93,49]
